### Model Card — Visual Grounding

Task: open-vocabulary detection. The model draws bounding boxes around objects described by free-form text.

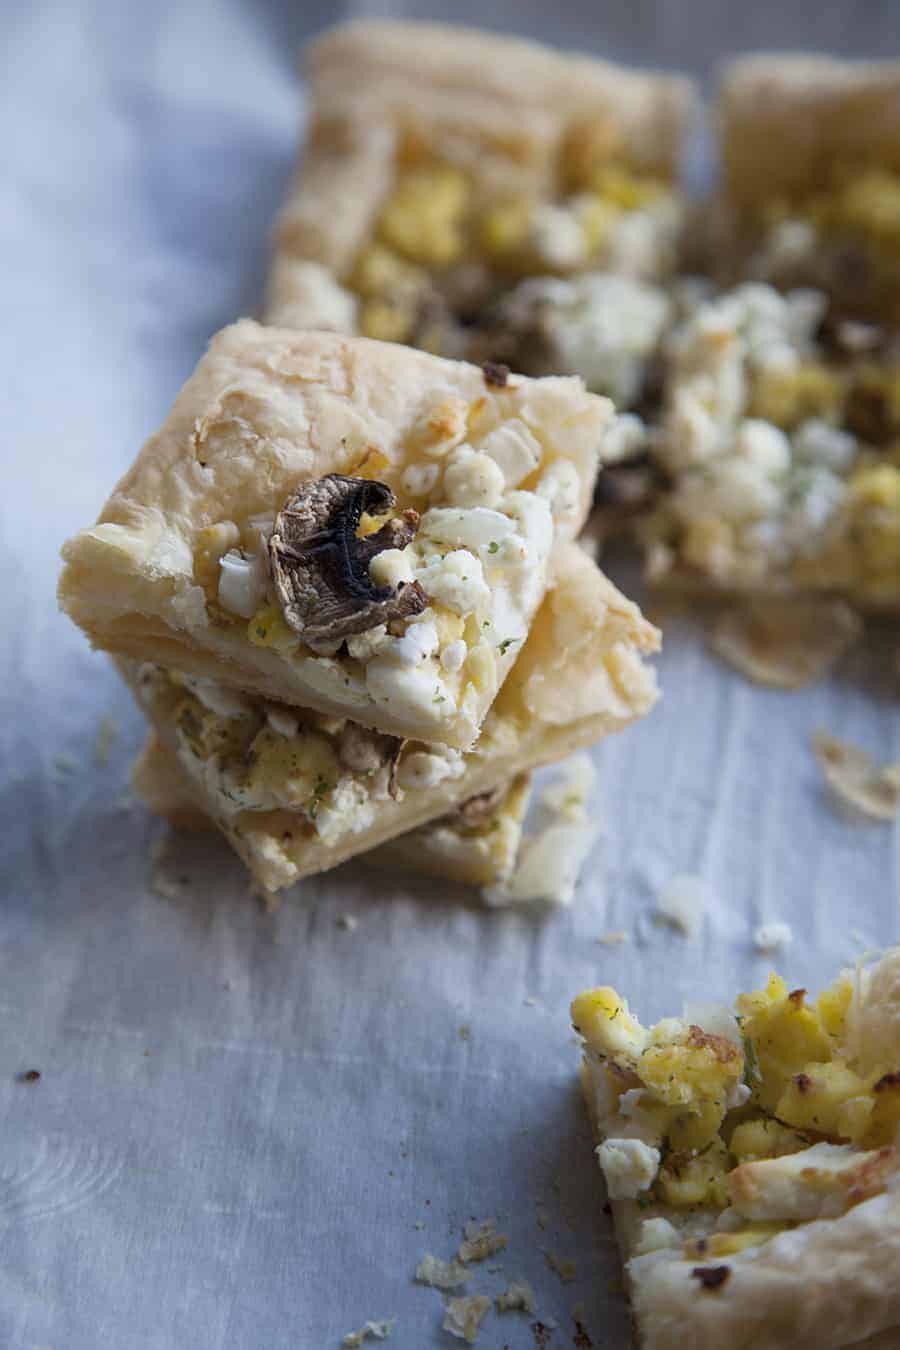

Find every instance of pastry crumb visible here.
[543,1249,577,1283]
[414,1253,470,1290]
[654,873,706,937]
[457,1024,471,1042]
[710,598,862,689]
[52,751,77,781]
[753,921,793,953]
[94,714,119,765]
[813,731,900,821]
[336,914,358,931]
[596,930,628,946]
[535,1204,550,1230]
[443,1295,491,1343]
[458,1218,508,1263]
[496,1280,536,1314]
[342,1318,395,1347]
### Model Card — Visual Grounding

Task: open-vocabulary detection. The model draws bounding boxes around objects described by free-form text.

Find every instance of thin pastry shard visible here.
[59,322,612,750]
[572,947,900,1350]
[265,21,694,407]
[812,731,900,821]
[125,544,659,893]
[709,597,863,689]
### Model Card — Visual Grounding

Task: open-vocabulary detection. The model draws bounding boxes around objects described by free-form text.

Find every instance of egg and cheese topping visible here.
[573,962,900,1259]
[639,281,900,606]
[191,382,601,747]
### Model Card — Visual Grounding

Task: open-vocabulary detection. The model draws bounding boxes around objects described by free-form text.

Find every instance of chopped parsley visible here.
[488,540,500,554]
[306,776,332,820]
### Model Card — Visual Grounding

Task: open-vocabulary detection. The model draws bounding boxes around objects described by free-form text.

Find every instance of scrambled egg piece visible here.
[748,362,845,430]
[377,166,468,268]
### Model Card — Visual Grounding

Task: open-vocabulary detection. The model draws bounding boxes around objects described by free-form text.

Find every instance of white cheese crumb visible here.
[401,461,440,498]
[596,1138,661,1199]
[442,449,505,509]
[442,1295,491,1344]
[478,419,543,488]
[217,550,267,619]
[458,1218,508,1263]
[342,1318,395,1347]
[396,746,464,791]
[414,1254,470,1290]
[654,873,707,938]
[634,1217,680,1255]
[495,1280,536,1314]
[753,921,794,953]
[414,549,490,617]
[440,639,467,673]
[335,915,358,932]
[368,547,414,591]
[266,706,300,738]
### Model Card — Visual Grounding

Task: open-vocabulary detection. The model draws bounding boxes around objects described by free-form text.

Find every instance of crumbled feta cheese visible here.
[793,419,857,472]
[478,419,543,488]
[414,1254,470,1290]
[734,419,791,476]
[414,549,490,617]
[346,625,389,661]
[395,745,465,790]
[383,619,439,667]
[314,780,375,844]
[368,547,414,590]
[753,921,794,953]
[529,203,587,269]
[634,1217,680,1256]
[603,412,648,464]
[418,506,514,553]
[440,639,467,673]
[442,448,505,508]
[401,461,440,498]
[596,1138,661,1199]
[217,550,268,619]
[365,659,454,722]
[536,459,582,524]
[654,873,706,938]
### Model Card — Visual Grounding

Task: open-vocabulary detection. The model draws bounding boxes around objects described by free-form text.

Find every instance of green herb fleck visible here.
[488,541,500,554]
[307,776,332,820]
[498,638,516,656]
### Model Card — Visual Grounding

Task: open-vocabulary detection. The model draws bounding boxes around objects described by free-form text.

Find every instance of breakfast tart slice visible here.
[60,322,613,751]
[119,543,658,895]
[264,20,693,413]
[572,947,900,1350]
[712,54,900,327]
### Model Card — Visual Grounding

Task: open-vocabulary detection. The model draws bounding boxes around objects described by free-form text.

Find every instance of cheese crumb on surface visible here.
[335,915,358,932]
[442,1295,491,1344]
[414,1254,470,1290]
[654,873,706,937]
[458,1218,508,1263]
[342,1318,395,1347]
[753,921,793,953]
[495,1280,536,1314]
[596,931,629,947]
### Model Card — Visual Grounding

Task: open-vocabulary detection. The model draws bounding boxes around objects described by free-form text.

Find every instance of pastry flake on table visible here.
[572,946,900,1350]
[59,322,614,751]
[124,543,659,894]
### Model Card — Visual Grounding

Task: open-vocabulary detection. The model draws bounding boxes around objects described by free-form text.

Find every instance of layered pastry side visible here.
[713,55,900,327]
[264,20,694,410]
[59,323,615,750]
[120,544,659,892]
[572,948,900,1350]
[132,732,533,891]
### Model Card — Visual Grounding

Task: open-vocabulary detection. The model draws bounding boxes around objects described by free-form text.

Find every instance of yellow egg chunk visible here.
[775,1061,871,1137]
[861,1073,900,1148]
[656,1139,730,1210]
[639,1025,743,1111]
[686,1222,786,1259]
[241,728,339,811]
[570,987,648,1063]
[729,1116,810,1163]
[377,167,468,268]
[247,605,297,652]
[748,362,846,429]
[737,977,833,1111]
[816,976,854,1041]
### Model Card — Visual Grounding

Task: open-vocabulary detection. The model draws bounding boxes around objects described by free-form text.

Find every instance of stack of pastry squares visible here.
[60,322,660,895]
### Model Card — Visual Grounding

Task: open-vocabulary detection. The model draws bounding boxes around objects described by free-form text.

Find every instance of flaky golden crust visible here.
[718,54,900,208]
[60,321,610,748]
[267,19,696,288]
[122,544,660,892]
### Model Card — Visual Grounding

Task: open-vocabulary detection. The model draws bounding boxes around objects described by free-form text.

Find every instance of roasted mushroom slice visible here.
[268,475,427,652]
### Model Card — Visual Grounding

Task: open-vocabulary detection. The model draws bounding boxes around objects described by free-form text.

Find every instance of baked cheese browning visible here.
[122,544,660,892]
[59,324,612,751]
[265,22,695,408]
[637,282,900,608]
[573,954,900,1257]
[714,56,900,326]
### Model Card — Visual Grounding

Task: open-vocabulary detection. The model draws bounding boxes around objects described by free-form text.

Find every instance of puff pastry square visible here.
[60,322,614,750]
[120,544,659,894]
[264,20,695,399]
[712,55,900,326]
[131,733,532,892]
[572,946,900,1350]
